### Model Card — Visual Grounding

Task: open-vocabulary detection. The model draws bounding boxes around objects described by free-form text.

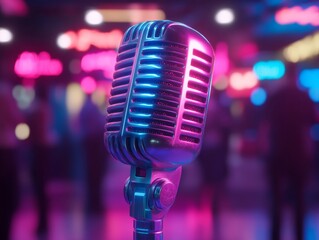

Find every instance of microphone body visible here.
[105,20,214,239]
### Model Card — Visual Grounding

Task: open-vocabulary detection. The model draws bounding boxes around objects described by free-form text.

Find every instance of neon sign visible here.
[57,29,123,51]
[275,6,319,26]
[227,70,259,98]
[93,8,166,24]
[14,51,63,79]
[283,31,319,62]
[81,50,117,79]
[253,60,285,80]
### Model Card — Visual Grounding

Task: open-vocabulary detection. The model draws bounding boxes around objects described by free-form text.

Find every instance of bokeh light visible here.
[0,27,13,43]
[215,8,235,25]
[57,33,73,49]
[80,76,97,94]
[15,123,30,140]
[250,88,267,106]
[85,9,104,25]
[66,83,86,116]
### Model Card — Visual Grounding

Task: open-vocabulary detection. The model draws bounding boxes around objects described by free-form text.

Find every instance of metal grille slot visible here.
[179,47,212,144]
[181,124,202,133]
[106,41,137,134]
[184,102,205,113]
[147,21,171,38]
[179,135,200,144]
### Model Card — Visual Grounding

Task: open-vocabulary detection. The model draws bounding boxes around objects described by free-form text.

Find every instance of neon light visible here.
[14,51,63,79]
[97,8,165,24]
[308,88,319,102]
[227,70,259,98]
[80,76,97,94]
[299,69,319,89]
[215,8,235,25]
[283,31,319,62]
[213,42,229,78]
[229,71,258,90]
[57,29,123,51]
[85,10,104,25]
[253,60,285,80]
[15,123,30,140]
[250,88,267,106]
[0,27,13,43]
[275,6,319,26]
[81,50,117,79]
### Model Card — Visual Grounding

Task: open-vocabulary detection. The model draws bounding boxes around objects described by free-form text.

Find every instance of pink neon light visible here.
[227,70,259,98]
[14,51,63,79]
[275,6,319,26]
[81,76,97,94]
[63,29,123,51]
[81,50,117,79]
[236,42,258,60]
[213,42,229,80]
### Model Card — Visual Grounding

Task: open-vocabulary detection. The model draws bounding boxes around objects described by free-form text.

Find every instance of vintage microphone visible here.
[105,20,214,239]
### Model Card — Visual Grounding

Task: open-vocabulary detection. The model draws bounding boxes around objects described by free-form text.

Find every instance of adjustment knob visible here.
[152,179,176,210]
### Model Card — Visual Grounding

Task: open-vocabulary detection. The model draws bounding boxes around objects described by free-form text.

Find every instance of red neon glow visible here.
[213,42,229,80]
[227,70,259,98]
[59,29,123,51]
[81,50,117,79]
[81,76,97,94]
[275,6,319,26]
[14,51,63,79]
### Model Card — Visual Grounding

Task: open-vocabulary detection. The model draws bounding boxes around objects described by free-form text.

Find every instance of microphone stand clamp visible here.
[124,165,182,240]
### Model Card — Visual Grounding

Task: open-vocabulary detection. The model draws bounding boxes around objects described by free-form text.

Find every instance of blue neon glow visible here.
[253,60,285,80]
[299,69,319,89]
[308,88,319,102]
[250,88,267,106]
[310,124,319,141]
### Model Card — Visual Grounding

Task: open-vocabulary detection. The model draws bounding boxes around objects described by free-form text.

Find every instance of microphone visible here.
[105,20,214,240]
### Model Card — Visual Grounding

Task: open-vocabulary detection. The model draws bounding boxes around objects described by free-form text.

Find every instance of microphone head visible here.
[105,20,215,169]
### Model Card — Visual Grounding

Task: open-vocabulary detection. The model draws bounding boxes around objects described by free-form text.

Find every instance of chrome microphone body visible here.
[105,20,214,240]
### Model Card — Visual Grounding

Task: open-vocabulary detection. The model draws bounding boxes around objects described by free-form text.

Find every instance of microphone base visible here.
[134,219,163,240]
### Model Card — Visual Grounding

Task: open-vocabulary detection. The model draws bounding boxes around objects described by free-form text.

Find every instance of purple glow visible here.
[81,51,117,79]
[14,51,63,79]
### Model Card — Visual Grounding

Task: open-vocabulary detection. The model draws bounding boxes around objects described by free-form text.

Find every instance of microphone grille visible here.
[178,47,213,145]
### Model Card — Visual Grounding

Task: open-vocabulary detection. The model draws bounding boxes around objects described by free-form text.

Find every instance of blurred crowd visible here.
[0,64,319,240]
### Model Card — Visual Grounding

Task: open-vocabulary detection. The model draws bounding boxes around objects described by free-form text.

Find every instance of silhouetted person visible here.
[198,90,231,223]
[264,67,316,240]
[79,96,108,214]
[0,82,21,240]
[28,83,57,239]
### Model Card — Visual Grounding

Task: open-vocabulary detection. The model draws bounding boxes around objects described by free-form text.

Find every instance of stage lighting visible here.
[215,8,235,25]
[0,27,13,43]
[85,9,104,25]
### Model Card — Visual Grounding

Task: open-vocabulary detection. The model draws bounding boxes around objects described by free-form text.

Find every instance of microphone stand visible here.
[124,166,182,240]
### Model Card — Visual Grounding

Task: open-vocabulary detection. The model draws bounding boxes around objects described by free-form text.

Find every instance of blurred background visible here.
[1,0,319,239]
